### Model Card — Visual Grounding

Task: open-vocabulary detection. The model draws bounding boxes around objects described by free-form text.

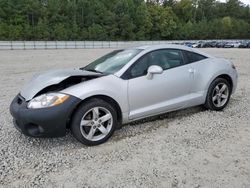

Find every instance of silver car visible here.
[10,45,238,145]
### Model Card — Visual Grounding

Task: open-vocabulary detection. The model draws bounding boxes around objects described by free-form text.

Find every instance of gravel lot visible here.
[0,48,250,188]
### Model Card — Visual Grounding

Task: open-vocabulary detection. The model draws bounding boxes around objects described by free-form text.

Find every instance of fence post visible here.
[23,41,25,50]
[11,41,13,50]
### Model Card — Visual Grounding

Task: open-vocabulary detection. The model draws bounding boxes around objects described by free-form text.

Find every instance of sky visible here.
[219,0,250,5]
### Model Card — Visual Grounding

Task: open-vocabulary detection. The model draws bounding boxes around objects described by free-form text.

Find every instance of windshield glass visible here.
[82,49,142,74]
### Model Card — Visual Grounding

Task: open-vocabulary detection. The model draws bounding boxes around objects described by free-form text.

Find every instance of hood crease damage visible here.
[20,69,102,101]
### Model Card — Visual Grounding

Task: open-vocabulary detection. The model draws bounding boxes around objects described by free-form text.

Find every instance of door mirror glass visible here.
[146,65,163,79]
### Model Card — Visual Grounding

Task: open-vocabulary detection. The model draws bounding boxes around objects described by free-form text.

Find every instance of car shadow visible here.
[111,105,206,142]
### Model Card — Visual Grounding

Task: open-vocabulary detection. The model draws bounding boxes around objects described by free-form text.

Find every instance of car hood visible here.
[20,69,101,101]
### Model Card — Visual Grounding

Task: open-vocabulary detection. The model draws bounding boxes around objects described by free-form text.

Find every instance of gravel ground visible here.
[0,48,250,188]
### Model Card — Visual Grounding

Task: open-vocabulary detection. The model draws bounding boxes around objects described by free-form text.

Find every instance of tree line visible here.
[0,0,249,41]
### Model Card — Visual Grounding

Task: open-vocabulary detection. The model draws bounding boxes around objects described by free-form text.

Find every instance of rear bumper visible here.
[10,94,81,137]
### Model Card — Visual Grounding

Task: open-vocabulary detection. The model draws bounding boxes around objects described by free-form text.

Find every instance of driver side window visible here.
[130,53,151,78]
[128,49,184,79]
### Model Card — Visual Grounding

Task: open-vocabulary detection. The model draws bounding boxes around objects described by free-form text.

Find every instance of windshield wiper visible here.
[81,68,103,74]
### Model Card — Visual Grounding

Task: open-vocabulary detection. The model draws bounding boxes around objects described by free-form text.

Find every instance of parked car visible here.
[224,42,241,48]
[184,42,195,47]
[216,41,227,48]
[191,41,203,48]
[239,41,250,48]
[10,45,238,145]
[202,41,217,48]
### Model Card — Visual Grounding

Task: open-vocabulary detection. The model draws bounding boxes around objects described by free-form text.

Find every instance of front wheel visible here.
[204,78,231,111]
[71,98,117,146]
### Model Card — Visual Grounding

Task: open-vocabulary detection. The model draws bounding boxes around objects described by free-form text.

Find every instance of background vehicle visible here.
[224,42,241,48]
[239,41,250,48]
[216,41,227,48]
[10,45,238,145]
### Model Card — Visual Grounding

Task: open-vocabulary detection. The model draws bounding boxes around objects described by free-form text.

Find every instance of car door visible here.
[181,50,210,105]
[126,49,194,120]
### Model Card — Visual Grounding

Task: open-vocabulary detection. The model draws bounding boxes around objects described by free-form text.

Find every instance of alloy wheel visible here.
[212,83,229,108]
[79,107,113,141]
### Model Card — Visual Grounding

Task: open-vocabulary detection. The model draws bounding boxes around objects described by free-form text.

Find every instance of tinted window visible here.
[129,49,184,78]
[184,51,207,63]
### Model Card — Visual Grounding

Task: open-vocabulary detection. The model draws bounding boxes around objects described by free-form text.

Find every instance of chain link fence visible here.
[0,40,243,50]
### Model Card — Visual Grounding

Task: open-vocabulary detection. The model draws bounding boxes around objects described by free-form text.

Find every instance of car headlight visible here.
[27,93,69,109]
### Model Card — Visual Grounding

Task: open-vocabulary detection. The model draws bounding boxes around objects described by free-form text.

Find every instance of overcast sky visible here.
[219,0,250,5]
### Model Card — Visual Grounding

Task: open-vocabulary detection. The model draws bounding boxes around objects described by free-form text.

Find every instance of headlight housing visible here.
[27,93,69,109]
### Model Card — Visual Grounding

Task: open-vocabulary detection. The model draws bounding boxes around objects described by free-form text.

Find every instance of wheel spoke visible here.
[86,126,96,139]
[220,84,227,93]
[98,125,108,135]
[212,95,217,102]
[92,107,99,120]
[221,94,227,99]
[80,119,92,126]
[215,85,220,93]
[217,98,221,106]
[99,113,111,123]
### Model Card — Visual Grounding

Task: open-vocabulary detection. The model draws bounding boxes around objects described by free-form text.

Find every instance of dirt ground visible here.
[0,48,249,188]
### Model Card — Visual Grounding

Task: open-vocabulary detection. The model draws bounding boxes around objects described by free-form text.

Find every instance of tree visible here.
[174,0,194,22]
[88,24,107,40]
[134,2,152,40]
[148,5,177,39]
[0,0,249,40]
[35,18,49,40]
[53,23,67,40]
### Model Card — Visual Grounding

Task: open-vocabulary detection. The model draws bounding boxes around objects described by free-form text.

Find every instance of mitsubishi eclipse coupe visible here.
[10,45,238,145]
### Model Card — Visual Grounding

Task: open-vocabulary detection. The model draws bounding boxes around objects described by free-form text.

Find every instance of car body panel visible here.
[61,75,130,121]
[127,63,193,119]
[20,69,101,101]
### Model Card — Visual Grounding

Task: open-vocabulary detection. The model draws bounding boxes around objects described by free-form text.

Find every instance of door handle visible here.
[188,68,195,73]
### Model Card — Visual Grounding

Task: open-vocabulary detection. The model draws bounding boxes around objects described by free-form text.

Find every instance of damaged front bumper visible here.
[10,94,81,137]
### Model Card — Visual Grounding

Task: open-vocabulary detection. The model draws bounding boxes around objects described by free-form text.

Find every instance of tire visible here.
[204,78,231,111]
[71,98,118,146]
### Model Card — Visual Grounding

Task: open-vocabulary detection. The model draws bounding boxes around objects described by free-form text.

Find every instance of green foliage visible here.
[148,5,177,39]
[0,0,249,40]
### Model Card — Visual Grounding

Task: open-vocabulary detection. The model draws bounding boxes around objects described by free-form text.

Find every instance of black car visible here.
[239,42,250,48]
[202,41,217,48]
[216,41,227,48]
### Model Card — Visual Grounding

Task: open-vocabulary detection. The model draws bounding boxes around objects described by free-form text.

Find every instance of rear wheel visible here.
[204,78,231,111]
[71,98,117,146]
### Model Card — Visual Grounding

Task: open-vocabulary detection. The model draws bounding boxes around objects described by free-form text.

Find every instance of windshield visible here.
[82,49,142,74]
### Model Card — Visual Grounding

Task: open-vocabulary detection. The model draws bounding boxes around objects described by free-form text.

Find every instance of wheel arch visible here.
[67,94,123,129]
[214,74,233,93]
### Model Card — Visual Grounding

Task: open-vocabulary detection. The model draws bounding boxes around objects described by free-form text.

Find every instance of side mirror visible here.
[146,65,163,79]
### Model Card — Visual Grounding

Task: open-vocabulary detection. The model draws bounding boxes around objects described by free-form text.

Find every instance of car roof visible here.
[130,44,192,51]
[128,44,212,58]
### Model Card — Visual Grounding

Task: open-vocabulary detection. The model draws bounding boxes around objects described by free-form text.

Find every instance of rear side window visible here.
[183,51,207,64]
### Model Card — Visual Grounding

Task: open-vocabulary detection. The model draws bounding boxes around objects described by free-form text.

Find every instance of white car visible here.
[10,45,238,145]
[224,42,241,48]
